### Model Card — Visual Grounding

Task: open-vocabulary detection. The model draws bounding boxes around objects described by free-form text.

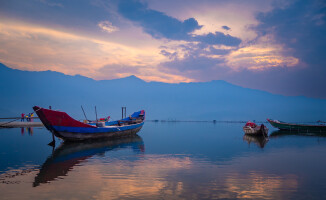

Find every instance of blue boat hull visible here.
[51,122,144,141]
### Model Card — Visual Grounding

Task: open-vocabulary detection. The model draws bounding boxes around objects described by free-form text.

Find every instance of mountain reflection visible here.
[33,135,144,187]
[243,134,269,148]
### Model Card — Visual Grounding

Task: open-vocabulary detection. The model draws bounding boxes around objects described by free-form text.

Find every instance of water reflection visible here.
[270,130,326,138]
[20,127,34,136]
[0,123,326,199]
[243,134,269,148]
[225,172,298,199]
[33,135,144,187]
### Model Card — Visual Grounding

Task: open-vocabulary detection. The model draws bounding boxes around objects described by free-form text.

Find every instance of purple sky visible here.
[0,0,325,98]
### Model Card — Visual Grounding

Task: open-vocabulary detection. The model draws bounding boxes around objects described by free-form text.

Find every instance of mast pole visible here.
[81,105,88,121]
[95,106,98,122]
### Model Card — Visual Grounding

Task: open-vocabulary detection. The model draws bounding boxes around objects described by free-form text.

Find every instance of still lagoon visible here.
[1,122,326,199]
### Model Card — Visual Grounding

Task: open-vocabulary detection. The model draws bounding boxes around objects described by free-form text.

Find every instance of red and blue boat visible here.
[33,106,145,141]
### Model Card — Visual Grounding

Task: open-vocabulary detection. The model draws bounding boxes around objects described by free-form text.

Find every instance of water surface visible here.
[1,122,326,199]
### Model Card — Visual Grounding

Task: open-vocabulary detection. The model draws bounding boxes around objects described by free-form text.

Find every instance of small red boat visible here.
[33,106,145,141]
[243,121,268,137]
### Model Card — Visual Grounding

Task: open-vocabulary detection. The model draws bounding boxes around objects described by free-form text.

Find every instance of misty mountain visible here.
[0,63,325,121]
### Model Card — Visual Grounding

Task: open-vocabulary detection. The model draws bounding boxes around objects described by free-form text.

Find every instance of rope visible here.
[0,118,20,127]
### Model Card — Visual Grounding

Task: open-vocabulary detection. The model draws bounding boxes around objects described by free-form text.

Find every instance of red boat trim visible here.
[33,106,95,128]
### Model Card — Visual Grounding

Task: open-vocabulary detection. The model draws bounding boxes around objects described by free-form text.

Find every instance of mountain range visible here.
[0,63,325,121]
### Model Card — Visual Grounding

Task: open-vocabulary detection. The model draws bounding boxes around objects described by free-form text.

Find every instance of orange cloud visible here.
[98,21,119,33]
[0,19,301,84]
[226,40,299,71]
[0,20,191,83]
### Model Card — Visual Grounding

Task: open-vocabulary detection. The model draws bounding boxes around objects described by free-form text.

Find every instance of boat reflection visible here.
[243,134,269,148]
[270,130,326,138]
[33,135,144,187]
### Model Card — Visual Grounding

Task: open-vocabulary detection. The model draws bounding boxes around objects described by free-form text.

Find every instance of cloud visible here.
[209,47,232,56]
[249,0,326,98]
[159,44,232,81]
[163,55,225,73]
[2,0,325,98]
[98,21,119,33]
[159,41,234,61]
[160,50,178,60]
[38,0,64,8]
[93,62,194,83]
[0,20,172,80]
[222,25,231,31]
[0,0,120,39]
[97,64,140,79]
[118,0,202,40]
[193,32,241,46]
[254,0,326,67]
[226,35,299,71]
[118,0,241,47]
[157,40,238,82]
[146,0,274,43]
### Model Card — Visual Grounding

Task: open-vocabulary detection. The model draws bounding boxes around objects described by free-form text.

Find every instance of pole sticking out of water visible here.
[48,131,55,147]
[81,105,88,121]
[95,106,98,122]
[121,107,126,119]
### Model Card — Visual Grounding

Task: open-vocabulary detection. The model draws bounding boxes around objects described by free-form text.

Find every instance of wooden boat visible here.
[267,119,326,133]
[33,106,145,141]
[243,121,268,136]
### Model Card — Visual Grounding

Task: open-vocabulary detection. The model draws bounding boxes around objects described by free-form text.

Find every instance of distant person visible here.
[26,113,30,122]
[21,113,25,122]
[49,106,52,110]
[30,113,34,122]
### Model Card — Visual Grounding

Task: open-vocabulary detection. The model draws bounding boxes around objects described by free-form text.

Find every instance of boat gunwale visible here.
[52,121,145,134]
[267,119,326,127]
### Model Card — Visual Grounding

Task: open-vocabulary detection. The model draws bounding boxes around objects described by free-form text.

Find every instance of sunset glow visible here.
[0,0,325,97]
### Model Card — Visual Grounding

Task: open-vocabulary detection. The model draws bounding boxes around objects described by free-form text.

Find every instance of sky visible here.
[0,0,325,98]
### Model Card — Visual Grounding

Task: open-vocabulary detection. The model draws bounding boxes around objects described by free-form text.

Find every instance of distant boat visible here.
[267,119,326,133]
[243,121,268,136]
[33,106,145,141]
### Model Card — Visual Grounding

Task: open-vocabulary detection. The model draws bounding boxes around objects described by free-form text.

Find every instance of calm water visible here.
[1,122,326,200]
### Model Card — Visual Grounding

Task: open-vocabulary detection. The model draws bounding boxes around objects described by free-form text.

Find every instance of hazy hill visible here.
[0,63,325,121]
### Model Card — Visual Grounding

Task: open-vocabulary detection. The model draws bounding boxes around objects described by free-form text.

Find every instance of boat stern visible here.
[33,106,95,133]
